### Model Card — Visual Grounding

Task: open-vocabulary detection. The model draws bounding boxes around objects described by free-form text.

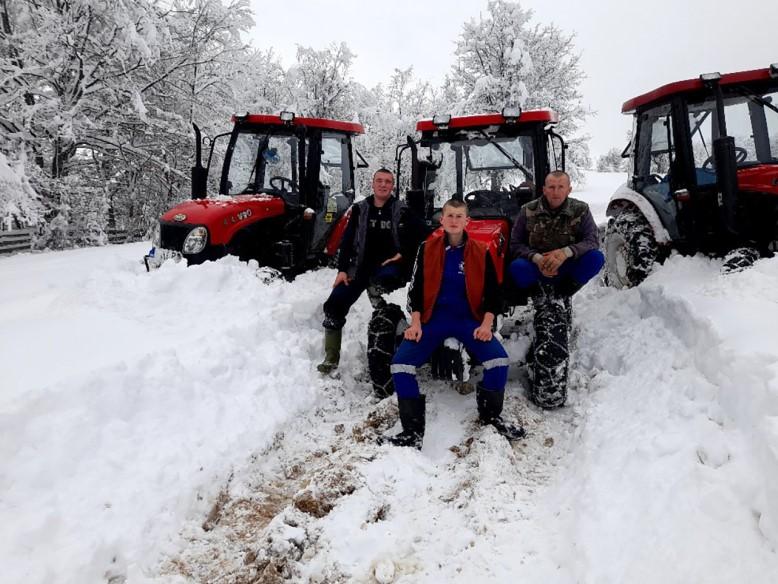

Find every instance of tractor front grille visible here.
[160,222,193,251]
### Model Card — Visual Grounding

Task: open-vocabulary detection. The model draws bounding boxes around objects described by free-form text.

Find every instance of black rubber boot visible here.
[316,328,342,374]
[384,395,426,449]
[476,385,526,441]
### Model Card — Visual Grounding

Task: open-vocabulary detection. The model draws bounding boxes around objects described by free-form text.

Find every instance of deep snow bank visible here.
[1,245,335,584]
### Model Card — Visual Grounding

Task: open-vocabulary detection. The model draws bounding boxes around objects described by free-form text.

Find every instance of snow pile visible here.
[0,245,336,584]
[2,172,777,583]
[550,254,778,582]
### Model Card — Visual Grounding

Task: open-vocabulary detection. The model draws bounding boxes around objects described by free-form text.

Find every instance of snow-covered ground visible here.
[2,172,777,583]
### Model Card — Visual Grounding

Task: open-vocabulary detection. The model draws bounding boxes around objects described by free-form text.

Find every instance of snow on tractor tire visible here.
[604,209,660,289]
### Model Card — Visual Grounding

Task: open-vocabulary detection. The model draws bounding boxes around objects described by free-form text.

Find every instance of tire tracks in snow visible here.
[158,319,595,582]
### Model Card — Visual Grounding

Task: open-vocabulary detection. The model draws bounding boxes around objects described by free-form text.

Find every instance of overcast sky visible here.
[249,0,777,160]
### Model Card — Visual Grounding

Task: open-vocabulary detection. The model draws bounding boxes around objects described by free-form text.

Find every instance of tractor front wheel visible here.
[604,210,659,289]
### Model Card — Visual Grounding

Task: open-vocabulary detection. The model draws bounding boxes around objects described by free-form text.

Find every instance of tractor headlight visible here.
[182,226,208,254]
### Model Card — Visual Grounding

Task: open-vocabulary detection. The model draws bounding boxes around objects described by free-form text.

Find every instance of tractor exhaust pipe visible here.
[713,136,739,237]
[191,123,208,200]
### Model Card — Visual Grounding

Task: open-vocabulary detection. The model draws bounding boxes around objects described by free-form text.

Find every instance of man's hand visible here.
[332,271,350,288]
[536,248,568,277]
[381,252,402,267]
[404,322,423,342]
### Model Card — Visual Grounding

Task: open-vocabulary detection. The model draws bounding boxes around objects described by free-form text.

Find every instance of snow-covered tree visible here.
[449,1,533,113]
[596,147,629,172]
[447,0,591,181]
[0,0,260,245]
[355,67,435,197]
[284,43,355,120]
[0,151,41,228]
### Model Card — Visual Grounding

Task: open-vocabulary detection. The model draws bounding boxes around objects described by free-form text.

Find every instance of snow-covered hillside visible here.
[2,172,777,583]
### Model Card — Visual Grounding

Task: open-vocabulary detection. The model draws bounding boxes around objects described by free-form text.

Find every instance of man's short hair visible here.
[441,198,469,215]
[373,168,394,180]
[545,170,571,184]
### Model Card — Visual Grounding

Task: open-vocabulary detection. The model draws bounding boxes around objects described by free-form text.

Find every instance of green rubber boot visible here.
[317,328,342,374]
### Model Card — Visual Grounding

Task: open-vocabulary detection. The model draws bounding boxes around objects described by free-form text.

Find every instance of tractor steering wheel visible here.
[464,190,503,208]
[701,147,748,171]
[649,174,665,185]
[269,176,298,192]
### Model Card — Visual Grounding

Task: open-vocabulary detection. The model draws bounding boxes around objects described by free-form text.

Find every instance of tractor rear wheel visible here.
[604,210,659,288]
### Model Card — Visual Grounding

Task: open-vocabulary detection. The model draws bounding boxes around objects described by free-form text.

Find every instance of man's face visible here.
[542,174,572,209]
[372,172,394,202]
[439,204,469,236]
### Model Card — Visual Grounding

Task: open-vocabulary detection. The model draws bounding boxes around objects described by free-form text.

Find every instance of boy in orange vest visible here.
[386,199,525,449]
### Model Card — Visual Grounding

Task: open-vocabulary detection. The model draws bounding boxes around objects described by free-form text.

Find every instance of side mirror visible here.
[355,149,369,169]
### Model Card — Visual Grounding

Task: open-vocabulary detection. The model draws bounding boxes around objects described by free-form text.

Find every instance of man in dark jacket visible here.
[385,199,525,449]
[509,171,604,297]
[317,168,422,374]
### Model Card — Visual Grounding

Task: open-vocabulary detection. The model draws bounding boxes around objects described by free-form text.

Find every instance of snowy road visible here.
[2,173,778,583]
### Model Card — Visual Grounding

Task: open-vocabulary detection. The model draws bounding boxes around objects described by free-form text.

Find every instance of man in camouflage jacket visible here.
[508,171,604,297]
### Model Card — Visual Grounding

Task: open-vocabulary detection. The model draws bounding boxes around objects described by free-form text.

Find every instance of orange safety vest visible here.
[421,234,487,324]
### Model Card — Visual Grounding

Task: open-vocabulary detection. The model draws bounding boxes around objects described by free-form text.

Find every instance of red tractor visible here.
[605,64,778,287]
[369,108,571,404]
[145,112,366,276]
[399,108,566,288]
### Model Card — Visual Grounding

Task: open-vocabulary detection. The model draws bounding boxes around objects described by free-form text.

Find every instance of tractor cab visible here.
[146,112,365,274]
[606,64,778,286]
[398,107,566,284]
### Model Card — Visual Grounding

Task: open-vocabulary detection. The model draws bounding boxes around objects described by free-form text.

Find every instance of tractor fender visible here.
[606,183,672,245]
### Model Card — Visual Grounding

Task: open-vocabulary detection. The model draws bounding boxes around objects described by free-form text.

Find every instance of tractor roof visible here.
[622,67,777,114]
[416,109,558,132]
[232,114,364,134]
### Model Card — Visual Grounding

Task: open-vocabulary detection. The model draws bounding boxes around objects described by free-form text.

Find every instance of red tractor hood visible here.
[738,165,778,196]
[160,195,285,245]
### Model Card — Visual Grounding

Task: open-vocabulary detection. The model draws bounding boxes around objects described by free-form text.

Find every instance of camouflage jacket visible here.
[509,196,599,261]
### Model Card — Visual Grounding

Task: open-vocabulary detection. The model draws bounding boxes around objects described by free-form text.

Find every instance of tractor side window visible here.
[319,134,349,194]
[548,133,564,171]
[688,106,717,186]
[426,143,460,209]
[649,116,673,176]
[724,100,759,163]
[226,133,263,195]
[635,104,674,195]
[763,91,778,161]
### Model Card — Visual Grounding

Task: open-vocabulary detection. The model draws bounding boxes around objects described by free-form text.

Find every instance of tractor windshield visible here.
[423,134,536,209]
[225,131,299,196]
[688,88,778,181]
